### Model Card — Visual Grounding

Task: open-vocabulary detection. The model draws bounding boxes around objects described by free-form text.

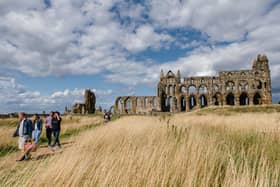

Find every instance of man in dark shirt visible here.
[52,112,62,148]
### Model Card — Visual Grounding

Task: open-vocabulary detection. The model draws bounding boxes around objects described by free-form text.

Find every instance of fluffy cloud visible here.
[0,0,280,112]
[147,0,277,42]
[0,0,172,77]
[0,76,113,113]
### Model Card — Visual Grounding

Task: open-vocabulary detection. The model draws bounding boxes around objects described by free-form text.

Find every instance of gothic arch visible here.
[189,94,197,110]
[124,97,132,111]
[239,92,249,105]
[168,85,175,95]
[253,92,262,105]
[226,81,235,91]
[188,85,197,94]
[180,85,187,93]
[213,84,219,92]
[199,95,208,108]
[198,85,208,94]
[213,92,222,106]
[115,97,123,112]
[180,96,186,111]
[226,93,235,106]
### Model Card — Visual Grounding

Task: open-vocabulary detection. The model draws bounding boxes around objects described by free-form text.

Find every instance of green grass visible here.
[0,119,18,128]
[0,145,18,157]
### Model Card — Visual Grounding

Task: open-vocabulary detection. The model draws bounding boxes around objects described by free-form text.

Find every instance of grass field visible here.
[0,106,280,186]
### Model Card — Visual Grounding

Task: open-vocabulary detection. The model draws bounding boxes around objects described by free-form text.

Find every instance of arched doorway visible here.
[213,93,222,106]
[180,96,186,111]
[239,92,249,105]
[189,95,196,110]
[125,98,132,113]
[226,93,235,106]
[253,93,262,105]
[161,93,169,112]
[200,95,208,108]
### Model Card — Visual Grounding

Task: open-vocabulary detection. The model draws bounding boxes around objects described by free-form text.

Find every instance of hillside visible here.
[0,106,280,186]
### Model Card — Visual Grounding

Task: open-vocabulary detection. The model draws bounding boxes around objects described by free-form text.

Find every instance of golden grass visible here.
[0,112,280,186]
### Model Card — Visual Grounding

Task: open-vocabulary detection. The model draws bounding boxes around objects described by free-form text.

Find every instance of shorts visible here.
[18,136,27,150]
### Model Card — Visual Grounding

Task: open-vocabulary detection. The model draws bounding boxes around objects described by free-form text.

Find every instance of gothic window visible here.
[226,81,235,91]
[199,85,208,94]
[188,85,196,94]
[181,86,187,93]
[213,84,219,92]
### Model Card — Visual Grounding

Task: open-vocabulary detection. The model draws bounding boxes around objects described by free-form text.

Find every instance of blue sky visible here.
[0,0,280,113]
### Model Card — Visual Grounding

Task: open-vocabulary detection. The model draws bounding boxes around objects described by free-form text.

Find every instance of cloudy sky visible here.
[0,0,280,113]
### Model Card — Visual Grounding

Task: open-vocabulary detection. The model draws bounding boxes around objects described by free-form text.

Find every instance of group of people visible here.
[13,111,62,161]
[103,111,113,123]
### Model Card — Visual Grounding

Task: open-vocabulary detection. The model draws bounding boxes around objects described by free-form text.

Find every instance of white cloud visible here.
[0,76,113,113]
[0,0,172,77]
[0,0,280,110]
[147,0,277,42]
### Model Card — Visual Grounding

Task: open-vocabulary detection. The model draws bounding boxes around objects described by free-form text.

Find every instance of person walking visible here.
[45,112,54,147]
[52,112,62,148]
[13,112,34,161]
[32,114,43,144]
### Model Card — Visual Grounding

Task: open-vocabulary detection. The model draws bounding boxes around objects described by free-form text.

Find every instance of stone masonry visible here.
[71,89,96,114]
[115,54,272,114]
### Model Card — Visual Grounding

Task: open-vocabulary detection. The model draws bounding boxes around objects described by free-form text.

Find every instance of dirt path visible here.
[0,141,74,176]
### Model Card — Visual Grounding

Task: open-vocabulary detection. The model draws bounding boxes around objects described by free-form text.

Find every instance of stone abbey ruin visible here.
[115,54,272,114]
[71,89,96,114]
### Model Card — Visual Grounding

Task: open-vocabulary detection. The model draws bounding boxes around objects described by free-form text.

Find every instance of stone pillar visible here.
[121,102,125,113]
[235,94,240,106]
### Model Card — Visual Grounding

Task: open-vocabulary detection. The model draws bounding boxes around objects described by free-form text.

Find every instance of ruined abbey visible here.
[70,89,96,114]
[115,54,272,114]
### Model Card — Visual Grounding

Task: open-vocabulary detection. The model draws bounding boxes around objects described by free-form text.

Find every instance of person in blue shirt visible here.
[32,114,43,144]
[13,112,34,161]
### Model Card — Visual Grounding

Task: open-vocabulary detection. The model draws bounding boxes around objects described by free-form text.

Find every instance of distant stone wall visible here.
[71,89,96,114]
[115,54,272,114]
[114,96,159,114]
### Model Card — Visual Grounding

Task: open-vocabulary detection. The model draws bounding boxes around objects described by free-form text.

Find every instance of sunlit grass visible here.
[0,109,279,186]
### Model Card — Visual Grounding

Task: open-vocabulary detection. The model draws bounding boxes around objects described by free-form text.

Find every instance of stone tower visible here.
[84,89,96,114]
[252,54,272,104]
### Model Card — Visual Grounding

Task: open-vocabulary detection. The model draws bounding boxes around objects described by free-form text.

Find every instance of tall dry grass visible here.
[0,113,280,186]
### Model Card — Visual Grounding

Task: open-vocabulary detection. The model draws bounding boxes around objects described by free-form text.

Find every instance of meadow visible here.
[0,106,280,186]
